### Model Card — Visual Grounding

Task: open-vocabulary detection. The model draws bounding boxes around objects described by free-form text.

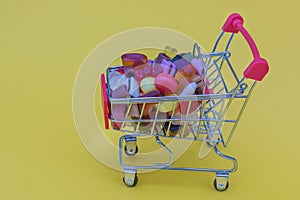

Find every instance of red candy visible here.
[155,73,178,95]
[178,101,200,114]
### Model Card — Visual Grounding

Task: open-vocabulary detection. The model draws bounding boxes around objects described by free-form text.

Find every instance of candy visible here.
[178,64,196,78]
[152,64,163,77]
[149,106,168,120]
[171,54,183,62]
[158,100,177,113]
[133,64,162,82]
[140,77,157,94]
[108,71,124,91]
[164,46,177,59]
[111,104,127,130]
[161,59,177,77]
[178,81,199,114]
[128,104,140,118]
[121,53,147,67]
[124,76,139,98]
[111,85,130,98]
[182,52,194,62]
[180,82,197,96]
[191,58,205,76]
[141,103,156,118]
[178,101,200,114]
[176,77,192,95]
[155,73,178,95]
[139,90,163,98]
[173,58,190,71]
[155,53,171,63]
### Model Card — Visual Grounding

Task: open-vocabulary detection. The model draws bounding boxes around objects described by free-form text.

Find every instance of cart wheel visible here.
[213,178,229,191]
[123,173,138,187]
[124,145,138,156]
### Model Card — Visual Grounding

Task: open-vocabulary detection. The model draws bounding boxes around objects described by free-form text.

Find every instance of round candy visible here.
[155,73,178,95]
[140,77,157,94]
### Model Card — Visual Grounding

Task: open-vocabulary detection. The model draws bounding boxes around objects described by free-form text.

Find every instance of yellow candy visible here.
[140,77,157,94]
[158,95,177,113]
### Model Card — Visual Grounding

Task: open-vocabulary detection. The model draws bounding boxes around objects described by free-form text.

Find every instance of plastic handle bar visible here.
[222,13,269,81]
[101,74,109,129]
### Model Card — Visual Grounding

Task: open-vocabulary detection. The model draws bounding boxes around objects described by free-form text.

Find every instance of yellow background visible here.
[1,0,299,199]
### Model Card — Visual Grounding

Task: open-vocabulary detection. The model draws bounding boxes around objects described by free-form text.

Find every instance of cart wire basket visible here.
[100,13,269,191]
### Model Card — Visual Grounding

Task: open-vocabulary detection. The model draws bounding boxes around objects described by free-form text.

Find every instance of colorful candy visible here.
[180,82,197,96]
[124,76,139,98]
[109,50,208,133]
[161,59,177,77]
[164,46,177,59]
[158,100,177,113]
[155,53,171,63]
[173,58,190,70]
[140,77,157,94]
[111,104,127,130]
[155,73,178,95]
[133,64,163,82]
[191,58,205,76]
[121,53,147,67]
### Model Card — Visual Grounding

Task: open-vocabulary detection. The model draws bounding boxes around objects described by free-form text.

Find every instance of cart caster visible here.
[124,145,138,156]
[213,175,229,191]
[123,172,138,187]
[124,137,138,156]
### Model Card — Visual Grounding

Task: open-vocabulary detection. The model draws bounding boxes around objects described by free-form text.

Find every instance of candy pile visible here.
[108,50,212,136]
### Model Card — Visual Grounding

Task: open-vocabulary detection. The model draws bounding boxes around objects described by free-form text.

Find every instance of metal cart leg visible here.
[124,136,138,156]
[214,173,229,191]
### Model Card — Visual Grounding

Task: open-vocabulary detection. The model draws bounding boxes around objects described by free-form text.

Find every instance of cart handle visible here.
[222,13,269,81]
[101,74,109,129]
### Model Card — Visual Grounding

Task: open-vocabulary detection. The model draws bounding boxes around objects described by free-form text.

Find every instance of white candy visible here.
[125,76,139,98]
[180,82,196,96]
[108,71,125,91]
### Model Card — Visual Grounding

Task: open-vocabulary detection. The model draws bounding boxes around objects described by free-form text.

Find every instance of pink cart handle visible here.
[101,74,109,129]
[222,13,269,81]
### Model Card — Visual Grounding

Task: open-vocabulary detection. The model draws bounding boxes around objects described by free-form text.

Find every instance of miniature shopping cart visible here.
[100,13,269,191]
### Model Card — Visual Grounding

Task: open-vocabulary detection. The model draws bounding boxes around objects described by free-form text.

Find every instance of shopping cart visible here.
[100,13,269,191]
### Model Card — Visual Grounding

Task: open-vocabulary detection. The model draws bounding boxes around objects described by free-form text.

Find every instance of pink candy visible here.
[155,73,178,95]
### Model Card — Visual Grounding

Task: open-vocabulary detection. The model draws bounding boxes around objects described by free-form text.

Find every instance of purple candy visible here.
[140,90,163,97]
[155,53,171,64]
[161,59,177,77]
[173,58,190,71]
